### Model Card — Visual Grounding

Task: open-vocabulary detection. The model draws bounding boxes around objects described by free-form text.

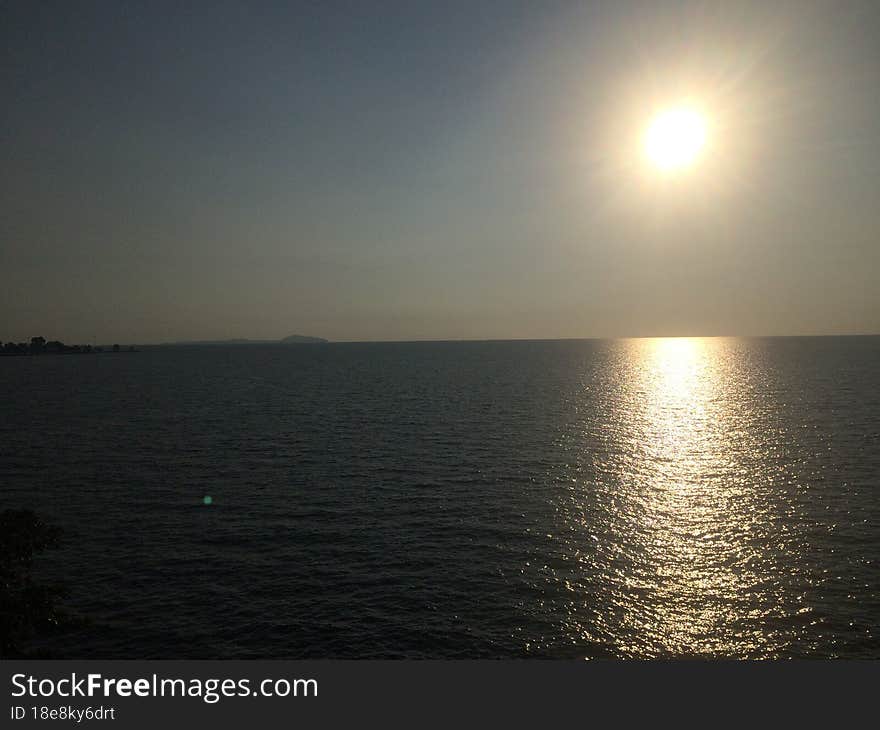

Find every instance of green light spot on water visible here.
[203,495,213,505]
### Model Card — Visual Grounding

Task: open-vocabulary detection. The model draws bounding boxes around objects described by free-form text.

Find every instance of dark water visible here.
[2,337,879,658]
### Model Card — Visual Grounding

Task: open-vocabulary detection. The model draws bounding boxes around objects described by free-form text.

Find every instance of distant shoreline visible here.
[0,338,137,356]
[0,350,137,356]
[155,335,328,346]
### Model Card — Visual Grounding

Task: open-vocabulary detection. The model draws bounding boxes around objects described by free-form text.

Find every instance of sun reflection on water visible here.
[630,337,749,655]
[559,337,808,658]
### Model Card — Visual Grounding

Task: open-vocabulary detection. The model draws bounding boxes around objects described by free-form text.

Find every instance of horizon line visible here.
[5,332,880,347]
[121,331,880,345]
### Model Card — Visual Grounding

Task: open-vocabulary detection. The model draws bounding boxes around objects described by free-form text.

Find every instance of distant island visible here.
[157,334,328,346]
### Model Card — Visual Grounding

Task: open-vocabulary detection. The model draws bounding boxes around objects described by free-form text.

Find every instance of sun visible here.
[643,107,707,171]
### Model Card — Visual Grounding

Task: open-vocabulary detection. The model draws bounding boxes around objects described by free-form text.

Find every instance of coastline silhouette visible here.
[0,336,135,356]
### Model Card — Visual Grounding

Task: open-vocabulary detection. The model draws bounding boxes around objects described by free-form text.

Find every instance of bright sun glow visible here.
[644,108,707,171]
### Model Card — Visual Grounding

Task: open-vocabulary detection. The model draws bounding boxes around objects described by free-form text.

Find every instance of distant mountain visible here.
[158,335,328,346]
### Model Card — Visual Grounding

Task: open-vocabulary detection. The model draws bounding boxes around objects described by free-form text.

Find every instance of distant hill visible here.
[279,334,327,344]
[159,335,328,346]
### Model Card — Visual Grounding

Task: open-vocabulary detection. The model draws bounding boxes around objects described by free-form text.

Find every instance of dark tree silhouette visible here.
[0,510,70,657]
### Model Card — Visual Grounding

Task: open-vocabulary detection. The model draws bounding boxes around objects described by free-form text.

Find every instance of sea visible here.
[2,336,878,658]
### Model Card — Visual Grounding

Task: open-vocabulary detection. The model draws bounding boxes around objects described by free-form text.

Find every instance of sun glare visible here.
[644,108,707,171]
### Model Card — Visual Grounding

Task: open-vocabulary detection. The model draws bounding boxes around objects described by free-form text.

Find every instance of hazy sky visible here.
[2,0,879,342]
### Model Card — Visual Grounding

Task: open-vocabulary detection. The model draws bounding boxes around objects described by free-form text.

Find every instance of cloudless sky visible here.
[2,0,879,342]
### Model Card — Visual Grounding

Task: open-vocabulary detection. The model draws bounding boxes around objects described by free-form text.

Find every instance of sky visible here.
[2,0,879,343]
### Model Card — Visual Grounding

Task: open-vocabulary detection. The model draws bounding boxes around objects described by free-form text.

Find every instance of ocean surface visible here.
[2,337,879,658]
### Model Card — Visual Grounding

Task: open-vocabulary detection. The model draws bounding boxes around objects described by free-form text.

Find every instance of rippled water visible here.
[2,337,878,658]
